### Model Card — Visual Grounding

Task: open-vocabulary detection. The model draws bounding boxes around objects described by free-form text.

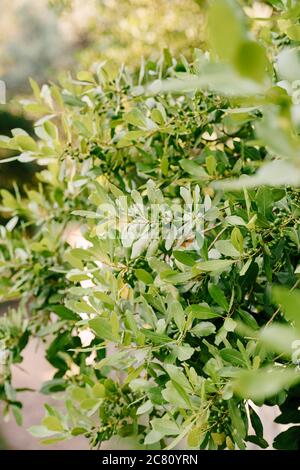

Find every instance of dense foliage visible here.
[1,0,300,450]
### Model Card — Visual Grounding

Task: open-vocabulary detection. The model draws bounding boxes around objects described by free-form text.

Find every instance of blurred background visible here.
[0,0,203,190]
[1,0,203,97]
[0,0,203,449]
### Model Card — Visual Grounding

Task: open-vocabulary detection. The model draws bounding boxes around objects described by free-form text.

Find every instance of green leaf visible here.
[40,379,67,395]
[206,154,217,176]
[273,426,300,450]
[224,317,237,332]
[220,348,246,367]
[231,227,244,254]
[186,304,222,320]
[80,398,100,410]
[207,0,245,62]
[143,293,165,313]
[29,77,41,100]
[225,215,246,226]
[164,364,193,393]
[151,417,180,437]
[256,112,300,160]
[66,299,95,314]
[124,109,147,129]
[141,329,173,344]
[92,383,106,399]
[233,367,300,400]
[41,436,67,445]
[259,324,300,355]
[29,425,59,438]
[208,285,229,310]
[71,427,89,436]
[160,269,195,284]
[169,301,186,332]
[193,259,235,273]
[93,292,115,309]
[71,387,88,402]
[14,134,37,152]
[255,187,273,218]
[50,305,78,321]
[176,344,194,361]
[135,269,154,285]
[234,41,268,83]
[144,430,163,445]
[117,130,147,148]
[89,317,119,342]
[173,250,197,266]
[179,159,209,179]
[11,405,22,426]
[247,435,269,449]
[137,400,153,415]
[238,308,259,330]
[42,416,64,432]
[215,160,300,190]
[187,426,206,448]
[77,71,95,82]
[273,287,300,331]
[160,64,263,96]
[215,240,240,258]
[277,47,300,82]
[162,381,191,409]
[249,405,264,438]
[285,25,300,41]
[228,400,246,449]
[191,321,216,337]
[128,110,156,131]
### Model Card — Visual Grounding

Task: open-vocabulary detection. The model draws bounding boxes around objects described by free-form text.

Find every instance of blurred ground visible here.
[0,338,145,450]
[0,0,203,96]
[0,339,89,450]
